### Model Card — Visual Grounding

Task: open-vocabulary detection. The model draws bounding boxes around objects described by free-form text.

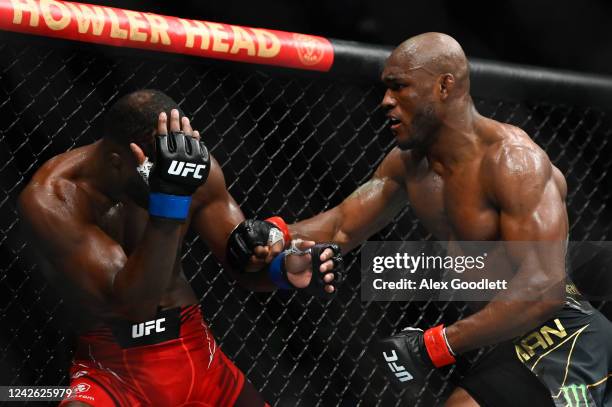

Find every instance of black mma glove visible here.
[376,325,455,392]
[148,131,210,221]
[226,218,288,271]
[268,243,345,298]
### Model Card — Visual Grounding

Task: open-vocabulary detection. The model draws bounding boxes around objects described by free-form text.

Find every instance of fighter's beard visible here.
[398,104,441,152]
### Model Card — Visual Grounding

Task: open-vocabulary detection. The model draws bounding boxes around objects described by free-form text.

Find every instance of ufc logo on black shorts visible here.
[131,318,166,338]
[168,160,206,179]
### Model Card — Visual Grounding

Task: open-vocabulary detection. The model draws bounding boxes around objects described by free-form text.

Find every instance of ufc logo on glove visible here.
[383,350,413,383]
[167,160,207,179]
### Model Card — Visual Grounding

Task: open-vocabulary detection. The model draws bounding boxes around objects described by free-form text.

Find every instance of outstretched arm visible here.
[290,148,409,253]
[190,155,279,292]
[191,157,341,294]
[446,145,568,353]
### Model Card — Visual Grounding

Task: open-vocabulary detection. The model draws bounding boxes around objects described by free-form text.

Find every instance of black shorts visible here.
[457,301,612,407]
[457,342,555,407]
[515,300,612,407]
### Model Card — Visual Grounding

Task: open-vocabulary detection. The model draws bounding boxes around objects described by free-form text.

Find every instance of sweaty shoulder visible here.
[483,124,555,209]
[19,156,91,226]
[374,147,412,182]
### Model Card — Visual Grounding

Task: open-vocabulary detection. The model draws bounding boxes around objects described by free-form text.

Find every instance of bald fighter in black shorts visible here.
[251,33,612,406]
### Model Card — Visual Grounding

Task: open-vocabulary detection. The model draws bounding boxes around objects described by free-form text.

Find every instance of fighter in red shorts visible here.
[18,90,344,406]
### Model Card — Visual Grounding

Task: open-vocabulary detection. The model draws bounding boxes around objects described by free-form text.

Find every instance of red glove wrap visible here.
[265,216,291,246]
[423,325,456,368]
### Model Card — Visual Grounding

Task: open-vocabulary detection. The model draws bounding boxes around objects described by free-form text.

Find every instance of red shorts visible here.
[60,305,253,406]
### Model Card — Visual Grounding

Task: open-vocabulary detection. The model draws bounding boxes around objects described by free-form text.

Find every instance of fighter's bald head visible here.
[381,34,472,151]
[386,32,469,92]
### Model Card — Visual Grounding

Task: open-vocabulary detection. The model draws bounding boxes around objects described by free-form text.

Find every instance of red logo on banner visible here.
[293,33,326,66]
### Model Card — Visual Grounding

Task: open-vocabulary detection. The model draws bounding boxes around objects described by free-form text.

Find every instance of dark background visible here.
[1,2,611,406]
[86,0,612,76]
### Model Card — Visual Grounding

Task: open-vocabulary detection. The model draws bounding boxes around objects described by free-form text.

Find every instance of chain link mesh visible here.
[0,35,611,406]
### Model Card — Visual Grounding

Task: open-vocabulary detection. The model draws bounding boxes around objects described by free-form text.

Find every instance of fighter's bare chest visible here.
[404,169,499,241]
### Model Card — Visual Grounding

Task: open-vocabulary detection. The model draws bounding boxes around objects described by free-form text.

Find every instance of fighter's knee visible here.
[445,387,480,407]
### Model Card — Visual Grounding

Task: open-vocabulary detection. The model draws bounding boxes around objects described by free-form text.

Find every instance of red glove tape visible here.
[423,325,456,368]
[265,216,291,247]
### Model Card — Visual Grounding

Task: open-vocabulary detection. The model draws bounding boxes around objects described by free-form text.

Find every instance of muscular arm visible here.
[446,145,568,353]
[191,156,277,292]
[19,181,183,322]
[290,148,409,253]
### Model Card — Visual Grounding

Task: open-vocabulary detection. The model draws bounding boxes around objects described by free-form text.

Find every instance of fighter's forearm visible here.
[231,270,278,292]
[445,299,564,354]
[446,250,566,354]
[290,206,359,253]
[112,218,183,320]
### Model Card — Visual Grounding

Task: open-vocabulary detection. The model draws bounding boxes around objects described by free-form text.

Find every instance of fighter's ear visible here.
[438,73,455,101]
[109,152,122,170]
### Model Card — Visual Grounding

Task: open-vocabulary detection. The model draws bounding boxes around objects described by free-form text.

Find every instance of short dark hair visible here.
[103,89,182,154]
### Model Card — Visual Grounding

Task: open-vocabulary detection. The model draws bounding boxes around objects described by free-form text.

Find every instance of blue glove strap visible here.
[268,252,293,290]
[149,193,191,220]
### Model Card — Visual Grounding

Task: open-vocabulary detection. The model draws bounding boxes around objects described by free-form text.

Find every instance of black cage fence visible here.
[1,31,611,407]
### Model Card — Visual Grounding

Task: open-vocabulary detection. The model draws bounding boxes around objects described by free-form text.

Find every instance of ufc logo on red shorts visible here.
[382,350,413,382]
[131,318,166,338]
[168,160,206,179]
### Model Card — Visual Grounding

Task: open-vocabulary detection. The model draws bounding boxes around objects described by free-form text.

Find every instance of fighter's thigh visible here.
[445,387,480,407]
[59,373,133,406]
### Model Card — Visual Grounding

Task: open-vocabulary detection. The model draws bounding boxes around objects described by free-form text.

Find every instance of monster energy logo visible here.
[561,384,590,407]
